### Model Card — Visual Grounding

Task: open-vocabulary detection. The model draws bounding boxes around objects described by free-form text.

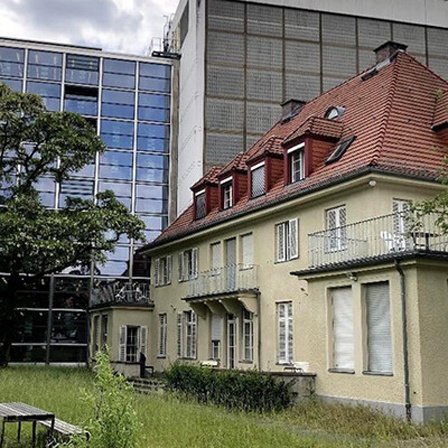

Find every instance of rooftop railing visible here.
[308,212,448,269]
[187,264,259,298]
[90,280,152,307]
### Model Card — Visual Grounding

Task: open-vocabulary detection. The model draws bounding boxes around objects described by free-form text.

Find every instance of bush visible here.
[59,351,141,448]
[165,362,292,413]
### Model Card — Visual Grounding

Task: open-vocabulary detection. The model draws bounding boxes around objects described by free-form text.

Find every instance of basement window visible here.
[326,136,355,164]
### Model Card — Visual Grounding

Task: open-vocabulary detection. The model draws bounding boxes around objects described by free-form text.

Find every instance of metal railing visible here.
[90,280,152,306]
[187,264,259,298]
[309,212,448,268]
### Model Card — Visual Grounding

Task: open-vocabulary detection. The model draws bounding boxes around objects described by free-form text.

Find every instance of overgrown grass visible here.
[1,366,448,447]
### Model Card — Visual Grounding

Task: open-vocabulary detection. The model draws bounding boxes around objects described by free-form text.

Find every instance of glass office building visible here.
[0,38,173,363]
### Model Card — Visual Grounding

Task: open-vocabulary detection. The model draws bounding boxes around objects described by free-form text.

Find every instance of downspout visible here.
[395,259,412,422]
[257,291,261,372]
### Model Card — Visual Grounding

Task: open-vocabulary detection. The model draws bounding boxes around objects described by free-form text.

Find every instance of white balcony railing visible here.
[91,280,152,306]
[187,264,259,298]
[309,212,448,269]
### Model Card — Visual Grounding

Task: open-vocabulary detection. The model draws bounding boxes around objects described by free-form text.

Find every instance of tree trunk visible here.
[0,273,21,367]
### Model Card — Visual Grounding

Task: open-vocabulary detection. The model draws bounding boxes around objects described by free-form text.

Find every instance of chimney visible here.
[374,41,408,64]
[281,99,306,121]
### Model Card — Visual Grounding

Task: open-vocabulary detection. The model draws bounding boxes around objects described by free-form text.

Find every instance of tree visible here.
[0,84,145,366]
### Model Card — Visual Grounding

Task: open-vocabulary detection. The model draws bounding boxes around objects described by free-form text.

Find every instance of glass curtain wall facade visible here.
[0,40,172,363]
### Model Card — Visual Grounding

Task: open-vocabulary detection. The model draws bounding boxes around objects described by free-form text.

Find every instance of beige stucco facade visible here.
[92,172,448,422]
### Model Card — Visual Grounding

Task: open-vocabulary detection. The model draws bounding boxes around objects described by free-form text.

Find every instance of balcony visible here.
[186,264,259,299]
[90,280,153,307]
[309,212,448,269]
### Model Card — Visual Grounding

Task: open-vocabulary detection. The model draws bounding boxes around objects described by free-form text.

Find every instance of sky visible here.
[0,0,180,56]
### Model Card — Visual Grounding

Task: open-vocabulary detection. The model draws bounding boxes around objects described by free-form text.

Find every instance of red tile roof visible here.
[433,89,448,130]
[218,152,249,177]
[146,51,448,249]
[190,166,221,190]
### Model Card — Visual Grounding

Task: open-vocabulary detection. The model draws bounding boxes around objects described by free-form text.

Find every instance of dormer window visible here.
[220,176,233,209]
[195,189,206,219]
[326,136,355,164]
[250,162,265,198]
[288,143,305,183]
[325,106,345,120]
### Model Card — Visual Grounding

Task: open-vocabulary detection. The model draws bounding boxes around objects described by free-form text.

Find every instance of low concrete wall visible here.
[270,372,316,402]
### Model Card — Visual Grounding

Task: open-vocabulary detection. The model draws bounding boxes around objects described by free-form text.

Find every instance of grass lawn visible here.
[1,366,448,447]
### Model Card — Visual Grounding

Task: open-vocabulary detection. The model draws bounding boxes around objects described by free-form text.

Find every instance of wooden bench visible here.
[39,418,89,440]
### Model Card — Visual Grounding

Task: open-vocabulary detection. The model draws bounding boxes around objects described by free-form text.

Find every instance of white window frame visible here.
[242,308,254,362]
[365,282,393,374]
[220,176,233,209]
[158,313,168,357]
[277,302,293,364]
[179,248,198,281]
[118,325,147,363]
[210,242,222,275]
[288,143,305,183]
[275,219,299,262]
[392,199,411,250]
[326,205,347,252]
[210,313,223,360]
[154,255,172,287]
[330,287,354,371]
[177,310,197,359]
[250,161,265,198]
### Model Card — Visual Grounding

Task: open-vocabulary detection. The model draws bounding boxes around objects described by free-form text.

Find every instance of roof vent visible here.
[281,99,306,122]
[374,41,408,64]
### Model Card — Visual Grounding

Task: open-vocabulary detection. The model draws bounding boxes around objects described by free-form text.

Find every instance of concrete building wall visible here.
[171,0,448,213]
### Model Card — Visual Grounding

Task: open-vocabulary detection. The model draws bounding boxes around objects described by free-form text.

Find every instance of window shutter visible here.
[289,219,299,259]
[242,234,254,268]
[177,313,183,357]
[276,223,286,262]
[287,302,294,362]
[191,312,197,358]
[119,325,127,362]
[366,282,392,373]
[192,248,198,278]
[178,252,184,281]
[140,326,148,357]
[211,314,223,340]
[154,258,160,286]
[166,255,172,284]
[332,287,354,370]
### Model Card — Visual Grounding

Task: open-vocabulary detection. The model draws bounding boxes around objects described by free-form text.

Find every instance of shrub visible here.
[59,351,141,448]
[165,362,292,413]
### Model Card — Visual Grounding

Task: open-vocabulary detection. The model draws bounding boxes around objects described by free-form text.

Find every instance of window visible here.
[326,137,355,164]
[158,314,168,357]
[92,315,100,354]
[275,219,298,262]
[210,313,223,360]
[119,325,147,363]
[154,255,172,286]
[241,233,254,269]
[250,162,265,198]
[288,143,305,183]
[101,315,108,349]
[277,302,293,364]
[326,205,346,252]
[365,282,392,374]
[331,287,354,371]
[195,190,206,219]
[179,248,198,281]
[242,309,254,362]
[177,310,197,359]
[221,177,233,209]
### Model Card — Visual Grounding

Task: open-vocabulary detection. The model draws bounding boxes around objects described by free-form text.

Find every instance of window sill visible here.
[328,368,355,374]
[155,283,171,288]
[157,355,167,359]
[362,371,393,376]
[274,257,299,264]
[239,360,253,364]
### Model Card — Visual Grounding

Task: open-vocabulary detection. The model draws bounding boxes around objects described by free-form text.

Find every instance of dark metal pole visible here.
[45,275,55,365]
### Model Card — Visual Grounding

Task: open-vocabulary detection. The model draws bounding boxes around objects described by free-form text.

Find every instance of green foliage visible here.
[165,362,292,413]
[59,351,141,448]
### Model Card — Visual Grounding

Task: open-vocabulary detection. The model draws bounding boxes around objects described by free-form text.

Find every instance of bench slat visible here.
[39,418,86,437]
